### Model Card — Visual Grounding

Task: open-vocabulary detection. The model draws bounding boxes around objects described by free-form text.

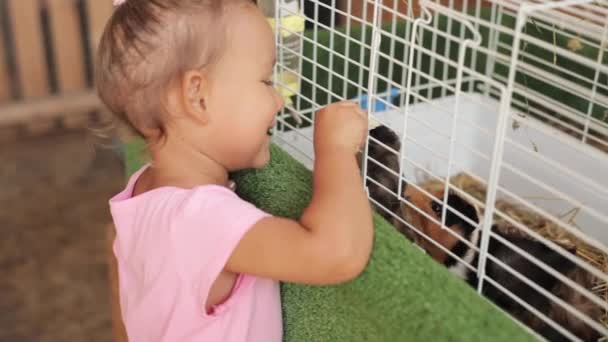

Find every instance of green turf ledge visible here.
[122,141,536,342]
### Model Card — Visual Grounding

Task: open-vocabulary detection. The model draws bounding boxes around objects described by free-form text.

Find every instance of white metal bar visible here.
[442,0,455,98]
[273,86,319,124]
[518,13,605,50]
[494,41,608,97]
[311,0,319,118]
[396,177,483,249]
[490,231,608,313]
[403,91,497,139]
[379,173,483,251]
[499,155,608,237]
[273,135,313,164]
[433,5,608,76]
[470,0,482,78]
[484,2,502,98]
[312,0,415,28]
[276,54,363,95]
[279,5,375,51]
[583,20,608,143]
[491,71,608,139]
[461,0,474,91]
[385,0,399,100]
[400,152,491,205]
[327,0,336,104]
[504,134,608,199]
[492,180,608,272]
[486,83,608,145]
[278,36,371,77]
[429,0,440,98]
[483,277,583,342]
[357,0,369,101]
[487,0,607,41]
[276,113,313,137]
[486,245,608,337]
[342,0,353,100]
[492,45,608,109]
[366,0,415,22]
[394,39,513,91]
[362,0,383,188]
[489,190,608,285]
[399,1,414,108]
[294,0,306,124]
[439,14,483,229]
[398,159,493,225]
[398,7,433,201]
[273,0,283,135]
[414,13,427,104]
[476,8,528,295]
[513,28,608,76]
[523,0,604,20]
[480,0,603,45]
[368,195,479,275]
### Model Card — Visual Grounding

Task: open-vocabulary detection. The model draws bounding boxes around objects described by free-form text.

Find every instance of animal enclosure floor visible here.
[1,130,124,342]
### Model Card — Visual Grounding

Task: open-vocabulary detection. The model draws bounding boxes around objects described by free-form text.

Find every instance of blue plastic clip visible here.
[353,87,401,112]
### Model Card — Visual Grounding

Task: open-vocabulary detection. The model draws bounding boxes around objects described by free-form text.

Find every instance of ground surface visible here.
[1,130,124,341]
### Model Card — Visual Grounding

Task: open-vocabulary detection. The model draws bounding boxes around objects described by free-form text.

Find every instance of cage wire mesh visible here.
[269,0,608,341]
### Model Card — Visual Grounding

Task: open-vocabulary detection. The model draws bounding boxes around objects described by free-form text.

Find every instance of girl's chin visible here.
[254,153,271,168]
[251,142,271,168]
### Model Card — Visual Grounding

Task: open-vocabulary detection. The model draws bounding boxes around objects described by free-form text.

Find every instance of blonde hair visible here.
[95,0,254,139]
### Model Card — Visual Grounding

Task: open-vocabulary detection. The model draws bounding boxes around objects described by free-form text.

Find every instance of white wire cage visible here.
[269,0,608,341]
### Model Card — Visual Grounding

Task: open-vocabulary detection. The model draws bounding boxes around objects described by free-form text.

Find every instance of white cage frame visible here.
[270,0,608,340]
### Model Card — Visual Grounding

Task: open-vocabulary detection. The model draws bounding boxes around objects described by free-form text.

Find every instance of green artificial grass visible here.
[123,142,536,341]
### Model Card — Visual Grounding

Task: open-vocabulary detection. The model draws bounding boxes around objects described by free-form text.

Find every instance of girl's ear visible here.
[181,70,210,124]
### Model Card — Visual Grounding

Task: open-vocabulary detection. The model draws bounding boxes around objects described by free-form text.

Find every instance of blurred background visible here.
[1,1,122,341]
[0,0,340,340]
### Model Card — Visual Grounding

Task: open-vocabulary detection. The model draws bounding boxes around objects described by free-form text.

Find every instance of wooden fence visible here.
[0,0,113,135]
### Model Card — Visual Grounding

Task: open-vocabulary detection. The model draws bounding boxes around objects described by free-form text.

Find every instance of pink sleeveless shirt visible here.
[109,165,282,341]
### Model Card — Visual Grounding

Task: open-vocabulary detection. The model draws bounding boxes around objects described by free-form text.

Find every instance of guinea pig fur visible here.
[361,125,414,240]
[402,189,601,341]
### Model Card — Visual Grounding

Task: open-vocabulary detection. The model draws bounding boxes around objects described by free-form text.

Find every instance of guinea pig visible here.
[361,125,414,240]
[402,188,602,341]
[399,185,478,263]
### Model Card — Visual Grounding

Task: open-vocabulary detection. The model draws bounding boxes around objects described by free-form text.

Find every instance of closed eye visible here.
[262,79,274,86]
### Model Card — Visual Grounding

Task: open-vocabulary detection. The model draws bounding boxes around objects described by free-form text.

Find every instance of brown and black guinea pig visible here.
[359,125,603,340]
[399,186,478,265]
[401,188,602,341]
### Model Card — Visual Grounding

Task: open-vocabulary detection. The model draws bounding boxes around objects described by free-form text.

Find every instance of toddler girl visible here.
[97,0,374,341]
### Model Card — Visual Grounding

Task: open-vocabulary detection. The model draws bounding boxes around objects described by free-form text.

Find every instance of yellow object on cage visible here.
[259,0,305,106]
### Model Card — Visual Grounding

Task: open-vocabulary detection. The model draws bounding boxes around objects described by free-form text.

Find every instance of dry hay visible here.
[419,172,608,333]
